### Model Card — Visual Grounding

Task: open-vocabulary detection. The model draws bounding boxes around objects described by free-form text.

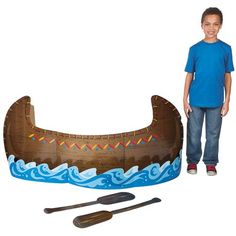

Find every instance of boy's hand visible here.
[183,101,192,118]
[221,102,229,117]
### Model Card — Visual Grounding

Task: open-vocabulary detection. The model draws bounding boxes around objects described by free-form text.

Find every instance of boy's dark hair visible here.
[201,7,223,24]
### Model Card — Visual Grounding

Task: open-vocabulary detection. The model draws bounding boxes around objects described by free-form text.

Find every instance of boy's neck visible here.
[203,37,219,43]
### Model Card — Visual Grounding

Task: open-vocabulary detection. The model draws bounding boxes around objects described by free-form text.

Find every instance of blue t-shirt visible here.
[185,40,234,107]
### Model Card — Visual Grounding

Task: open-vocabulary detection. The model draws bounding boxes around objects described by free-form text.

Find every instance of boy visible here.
[183,7,234,176]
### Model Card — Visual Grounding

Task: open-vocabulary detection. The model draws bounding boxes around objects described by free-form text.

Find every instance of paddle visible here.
[73,197,161,228]
[44,192,135,214]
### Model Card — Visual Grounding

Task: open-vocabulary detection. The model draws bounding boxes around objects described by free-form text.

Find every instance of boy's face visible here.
[201,14,222,41]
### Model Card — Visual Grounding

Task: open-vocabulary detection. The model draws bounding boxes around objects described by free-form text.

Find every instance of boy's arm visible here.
[183,73,193,118]
[221,73,232,116]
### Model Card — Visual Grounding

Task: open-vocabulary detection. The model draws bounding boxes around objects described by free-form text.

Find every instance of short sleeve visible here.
[185,47,195,73]
[225,46,234,73]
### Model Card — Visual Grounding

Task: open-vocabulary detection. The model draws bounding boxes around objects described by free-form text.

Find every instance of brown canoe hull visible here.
[4,95,183,188]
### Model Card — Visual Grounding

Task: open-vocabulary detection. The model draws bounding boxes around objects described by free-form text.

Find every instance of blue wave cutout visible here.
[8,153,181,189]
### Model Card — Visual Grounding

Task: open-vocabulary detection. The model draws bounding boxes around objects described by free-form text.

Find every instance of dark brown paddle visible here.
[44,192,135,214]
[73,197,161,228]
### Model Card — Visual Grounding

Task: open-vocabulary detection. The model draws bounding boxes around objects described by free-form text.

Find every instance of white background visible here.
[0,0,236,235]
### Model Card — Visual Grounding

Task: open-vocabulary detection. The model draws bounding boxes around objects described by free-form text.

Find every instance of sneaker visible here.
[206,165,217,176]
[187,163,197,174]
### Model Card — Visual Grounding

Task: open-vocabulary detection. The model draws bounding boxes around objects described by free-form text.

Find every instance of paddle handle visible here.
[44,200,98,214]
[111,197,161,215]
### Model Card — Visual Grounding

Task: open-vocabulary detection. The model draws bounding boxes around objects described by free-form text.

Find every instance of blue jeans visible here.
[187,107,222,166]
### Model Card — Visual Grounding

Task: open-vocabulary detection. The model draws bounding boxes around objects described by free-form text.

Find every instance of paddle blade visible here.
[97,192,135,205]
[73,211,113,228]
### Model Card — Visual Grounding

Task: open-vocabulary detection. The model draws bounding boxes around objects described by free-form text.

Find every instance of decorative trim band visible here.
[28,133,158,151]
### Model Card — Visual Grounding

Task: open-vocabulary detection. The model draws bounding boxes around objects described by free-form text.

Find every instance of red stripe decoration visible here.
[75,143,81,150]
